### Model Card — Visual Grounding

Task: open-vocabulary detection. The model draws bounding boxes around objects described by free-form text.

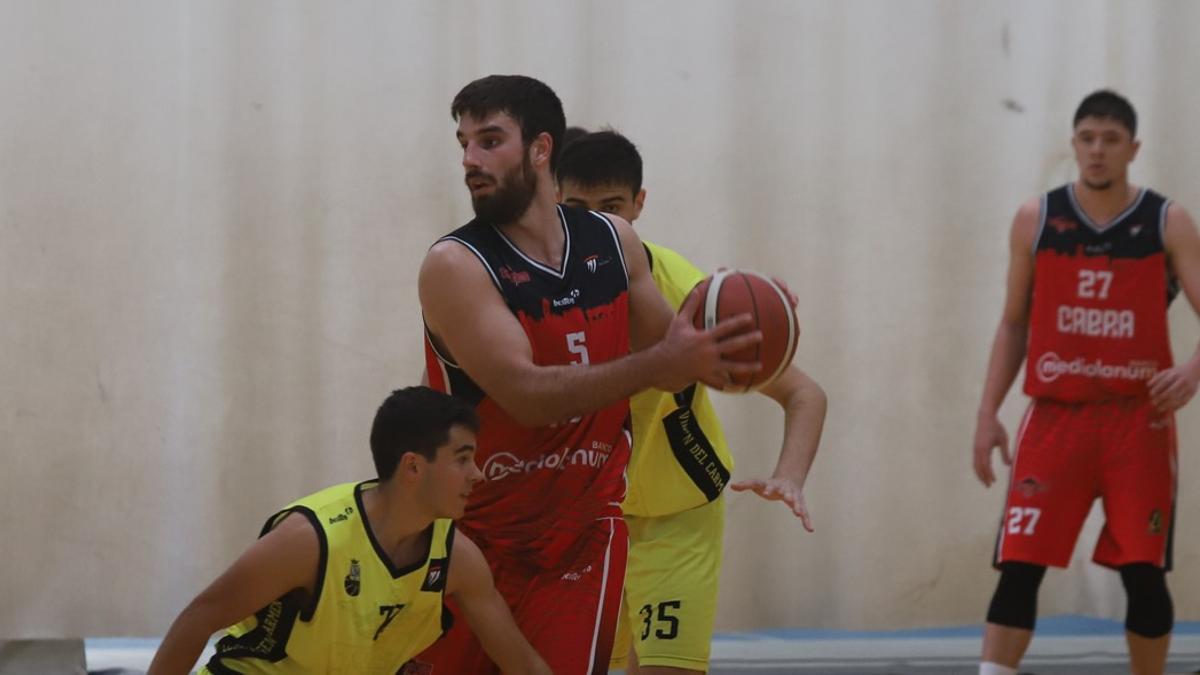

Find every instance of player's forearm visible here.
[147,610,214,675]
[977,319,1028,417]
[768,372,827,485]
[496,348,666,426]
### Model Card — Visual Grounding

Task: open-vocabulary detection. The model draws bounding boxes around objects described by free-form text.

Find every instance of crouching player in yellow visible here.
[557,130,828,674]
[149,386,551,675]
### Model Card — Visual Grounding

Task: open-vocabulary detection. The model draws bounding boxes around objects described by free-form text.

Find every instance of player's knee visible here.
[985,562,1046,630]
[1120,563,1173,638]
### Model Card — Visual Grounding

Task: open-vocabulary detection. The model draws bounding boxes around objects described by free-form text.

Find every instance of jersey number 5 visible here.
[639,600,681,641]
[566,331,590,365]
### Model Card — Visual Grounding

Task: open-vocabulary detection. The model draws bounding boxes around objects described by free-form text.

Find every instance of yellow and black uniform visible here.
[202,481,454,675]
[612,241,733,671]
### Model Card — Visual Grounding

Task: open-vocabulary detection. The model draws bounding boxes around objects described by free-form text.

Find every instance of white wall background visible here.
[2,0,1198,638]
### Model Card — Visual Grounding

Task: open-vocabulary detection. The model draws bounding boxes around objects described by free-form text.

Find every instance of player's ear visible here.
[400,452,423,478]
[632,188,647,221]
[530,132,552,169]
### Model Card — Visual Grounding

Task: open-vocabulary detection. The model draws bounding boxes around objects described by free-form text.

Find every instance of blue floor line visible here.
[714,614,1200,641]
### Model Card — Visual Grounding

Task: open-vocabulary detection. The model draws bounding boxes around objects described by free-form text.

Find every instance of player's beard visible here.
[468,153,538,225]
[1083,179,1114,191]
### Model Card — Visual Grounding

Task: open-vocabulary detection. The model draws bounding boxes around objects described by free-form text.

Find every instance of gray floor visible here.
[83,631,1200,675]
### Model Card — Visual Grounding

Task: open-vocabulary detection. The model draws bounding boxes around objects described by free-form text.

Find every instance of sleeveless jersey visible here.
[424,205,632,568]
[624,241,734,518]
[1025,184,1176,402]
[203,482,454,675]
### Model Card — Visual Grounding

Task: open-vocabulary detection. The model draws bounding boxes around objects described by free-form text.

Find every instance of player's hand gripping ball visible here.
[691,269,800,392]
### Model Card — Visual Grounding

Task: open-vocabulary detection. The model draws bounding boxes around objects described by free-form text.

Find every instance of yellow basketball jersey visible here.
[623,241,735,518]
[202,481,453,675]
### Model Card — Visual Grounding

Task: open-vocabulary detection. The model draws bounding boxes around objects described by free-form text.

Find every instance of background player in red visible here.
[972,90,1200,675]
[415,75,761,674]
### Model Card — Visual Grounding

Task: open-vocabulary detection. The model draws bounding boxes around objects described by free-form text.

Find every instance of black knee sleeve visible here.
[1120,563,1173,638]
[986,562,1047,630]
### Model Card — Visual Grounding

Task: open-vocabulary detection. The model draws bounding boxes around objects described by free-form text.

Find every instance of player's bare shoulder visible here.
[1010,195,1043,250]
[418,237,501,333]
[1163,201,1200,245]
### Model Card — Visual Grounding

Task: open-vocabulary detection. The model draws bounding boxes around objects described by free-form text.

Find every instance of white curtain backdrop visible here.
[2,0,1198,638]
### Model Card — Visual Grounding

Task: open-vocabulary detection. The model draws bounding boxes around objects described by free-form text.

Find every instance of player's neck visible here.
[360,482,434,568]
[1072,179,1140,226]
[497,185,566,269]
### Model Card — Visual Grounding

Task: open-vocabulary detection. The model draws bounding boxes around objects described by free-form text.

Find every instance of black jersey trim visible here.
[591,210,629,286]
[1066,183,1147,233]
[441,236,503,291]
[1031,193,1048,257]
[440,523,457,634]
[424,323,461,370]
[490,205,571,279]
[260,506,328,622]
[661,405,730,502]
[1158,198,1172,244]
[355,481,435,579]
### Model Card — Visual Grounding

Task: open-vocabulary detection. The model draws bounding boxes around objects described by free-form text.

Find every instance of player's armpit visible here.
[608,215,675,352]
[446,534,552,675]
[148,512,320,675]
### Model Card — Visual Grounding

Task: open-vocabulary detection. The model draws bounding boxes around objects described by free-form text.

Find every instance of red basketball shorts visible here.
[994,398,1177,570]
[414,516,627,675]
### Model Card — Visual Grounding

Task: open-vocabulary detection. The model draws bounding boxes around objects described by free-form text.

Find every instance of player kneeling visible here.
[149,387,551,675]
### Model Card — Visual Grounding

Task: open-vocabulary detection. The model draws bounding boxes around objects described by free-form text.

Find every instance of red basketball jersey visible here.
[425,205,632,568]
[1025,184,1176,402]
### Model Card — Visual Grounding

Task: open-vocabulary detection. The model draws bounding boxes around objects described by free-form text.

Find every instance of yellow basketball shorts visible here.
[610,495,725,671]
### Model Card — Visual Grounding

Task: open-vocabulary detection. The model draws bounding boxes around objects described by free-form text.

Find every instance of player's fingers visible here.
[678,284,705,318]
[716,331,763,356]
[722,360,762,376]
[772,277,799,309]
[707,313,756,338]
[974,451,994,486]
[1147,372,1171,397]
[699,373,728,390]
[797,507,814,532]
[999,440,1012,466]
[729,479,762,492]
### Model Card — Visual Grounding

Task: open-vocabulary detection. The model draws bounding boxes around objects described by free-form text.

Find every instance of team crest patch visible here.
[1047,215,1077,234]
[421,558,448,592]
[1014,476,1047,499]
[1149,509,1163,535]
[344,558,361,596]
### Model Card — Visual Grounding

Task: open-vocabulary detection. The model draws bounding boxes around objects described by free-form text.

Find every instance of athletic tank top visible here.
[624,241,734,517]
[202,482,453,674]
[1025,184,1176,402]
[424,205,632,568]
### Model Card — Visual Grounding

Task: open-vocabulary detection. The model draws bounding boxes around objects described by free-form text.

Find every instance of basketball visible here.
[691,269,800,392]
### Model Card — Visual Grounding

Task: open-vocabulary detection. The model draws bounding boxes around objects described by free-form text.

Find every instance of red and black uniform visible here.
[998,184,1178,569]
[418,205,631,674]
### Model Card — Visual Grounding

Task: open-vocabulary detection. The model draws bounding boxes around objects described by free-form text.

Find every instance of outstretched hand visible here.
[730,477,814,532]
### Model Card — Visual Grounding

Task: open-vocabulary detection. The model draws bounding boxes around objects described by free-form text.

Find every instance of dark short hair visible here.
[1074,89,1137,136]
[451,75,566,171]
[555,129,643,195]
[562,125,589,148]
[369,387,479,480]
